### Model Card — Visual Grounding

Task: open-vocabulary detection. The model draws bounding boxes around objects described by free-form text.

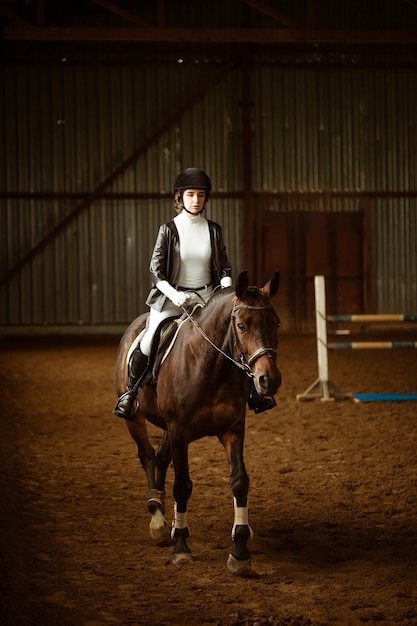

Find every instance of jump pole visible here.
[327,314,417,323]
[297,275,417,402]
[328,341,417,350]
[297,275,350,401]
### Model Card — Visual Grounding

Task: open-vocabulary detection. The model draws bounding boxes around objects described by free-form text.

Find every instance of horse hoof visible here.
[149,522,169,544]
[172,552,194,565]
[227,554,252,576]
[149,510,169,544]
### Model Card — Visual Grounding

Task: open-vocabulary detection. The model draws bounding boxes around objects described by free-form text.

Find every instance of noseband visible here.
[231,302,277,371]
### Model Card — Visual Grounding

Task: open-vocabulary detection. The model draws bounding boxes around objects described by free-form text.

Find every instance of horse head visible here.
[233,270,282,398]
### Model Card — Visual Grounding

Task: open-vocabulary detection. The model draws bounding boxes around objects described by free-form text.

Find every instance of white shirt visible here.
[174,211,211,288]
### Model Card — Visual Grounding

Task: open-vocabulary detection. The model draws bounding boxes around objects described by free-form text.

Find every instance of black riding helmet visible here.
[173,168,212,192]
[173,168,211,214]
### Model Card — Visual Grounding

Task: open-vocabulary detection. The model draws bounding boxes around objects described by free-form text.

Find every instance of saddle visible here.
[146,303,203,387]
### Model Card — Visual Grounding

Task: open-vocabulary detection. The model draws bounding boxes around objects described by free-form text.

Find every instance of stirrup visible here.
[113,390,137,421]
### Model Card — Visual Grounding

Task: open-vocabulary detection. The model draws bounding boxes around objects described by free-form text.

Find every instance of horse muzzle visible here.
[254,370,282,396]
[251,352,282,396]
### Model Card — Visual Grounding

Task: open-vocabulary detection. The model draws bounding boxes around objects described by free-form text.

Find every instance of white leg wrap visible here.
[231,497,254,540]
[170,503,189,539]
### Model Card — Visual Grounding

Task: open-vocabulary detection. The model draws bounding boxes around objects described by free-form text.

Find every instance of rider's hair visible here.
[174,189,211,213]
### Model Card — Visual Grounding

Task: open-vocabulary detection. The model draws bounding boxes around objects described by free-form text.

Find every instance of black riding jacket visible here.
[145,218,232,312]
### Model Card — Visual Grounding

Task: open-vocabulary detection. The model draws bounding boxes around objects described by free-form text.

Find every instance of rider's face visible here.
[182,189,206,217]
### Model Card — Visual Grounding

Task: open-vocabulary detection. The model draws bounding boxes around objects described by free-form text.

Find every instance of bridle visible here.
[231,302,278,371]
[181,297,277,378]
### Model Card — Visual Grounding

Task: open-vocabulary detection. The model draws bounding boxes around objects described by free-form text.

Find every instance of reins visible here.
[181,303,253,376]
[180,296,276,378]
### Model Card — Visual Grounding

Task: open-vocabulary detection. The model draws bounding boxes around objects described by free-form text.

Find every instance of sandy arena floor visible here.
[1,331,416,625]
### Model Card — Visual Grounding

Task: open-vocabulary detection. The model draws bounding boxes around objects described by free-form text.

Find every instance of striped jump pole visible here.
[327,314,417,323]
[328,341,417,350]
[297,275,417,402]
[297,276,351,401]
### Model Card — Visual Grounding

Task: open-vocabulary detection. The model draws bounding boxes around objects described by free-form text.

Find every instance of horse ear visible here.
[235,270,249,300]
[262,270,280,299]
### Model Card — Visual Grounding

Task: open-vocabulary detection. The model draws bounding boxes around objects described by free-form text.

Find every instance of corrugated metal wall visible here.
[1,47,417,329]
[254,66,417,194]
[1,53,243,328]
[253,64,417,313]
[1,198,242,327]
[254,68,366,193]
[374,201,417,312]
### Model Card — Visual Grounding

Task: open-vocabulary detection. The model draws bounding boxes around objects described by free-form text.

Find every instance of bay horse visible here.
[114,270,281,575]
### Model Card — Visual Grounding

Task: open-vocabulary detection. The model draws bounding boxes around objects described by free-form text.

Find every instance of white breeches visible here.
[140,301,182,356]
[139,287,214,357]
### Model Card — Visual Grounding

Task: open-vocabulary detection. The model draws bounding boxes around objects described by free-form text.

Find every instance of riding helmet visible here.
[173,168,212,192]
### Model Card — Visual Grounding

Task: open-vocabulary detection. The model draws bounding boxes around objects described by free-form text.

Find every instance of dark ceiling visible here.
[1,0,417,44]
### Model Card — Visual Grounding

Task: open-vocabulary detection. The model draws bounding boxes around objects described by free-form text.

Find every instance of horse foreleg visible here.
[220,431,253,576]
[170,435,193,564]
[228,496,253,575]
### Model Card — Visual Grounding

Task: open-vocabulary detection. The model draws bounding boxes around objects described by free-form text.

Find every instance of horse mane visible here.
[195,283,267,318]
[193,286,234,320]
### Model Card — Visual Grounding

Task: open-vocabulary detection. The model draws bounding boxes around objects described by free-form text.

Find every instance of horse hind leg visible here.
[127,418,169,544]
[147,489,169,543]
[148,431,172,544]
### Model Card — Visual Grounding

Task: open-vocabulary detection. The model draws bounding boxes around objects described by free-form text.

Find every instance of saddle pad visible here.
[152,303,204,379]
[160,320,185,365]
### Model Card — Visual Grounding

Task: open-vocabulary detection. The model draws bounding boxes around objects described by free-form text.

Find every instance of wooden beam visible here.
[308,0,319,28]
[157,0,166,27]
[36,0,45,26]
[241,0,303,28]
[0,4,32,26]
[404,0,417,12]
[91,0,151,27]
[2,190,417,201]
[240,50,256,280]
[3,26,417,44]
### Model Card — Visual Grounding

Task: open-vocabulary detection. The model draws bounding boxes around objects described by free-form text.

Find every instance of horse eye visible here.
[237,323,246,332]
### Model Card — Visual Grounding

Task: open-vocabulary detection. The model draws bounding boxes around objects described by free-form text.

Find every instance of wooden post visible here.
[240,49,257,281]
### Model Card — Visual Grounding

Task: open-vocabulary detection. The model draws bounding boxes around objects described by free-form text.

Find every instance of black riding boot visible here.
[247,382,277,414]
[113,347,149,421]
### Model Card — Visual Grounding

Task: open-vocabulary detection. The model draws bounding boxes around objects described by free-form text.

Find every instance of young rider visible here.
[113,167,275,420]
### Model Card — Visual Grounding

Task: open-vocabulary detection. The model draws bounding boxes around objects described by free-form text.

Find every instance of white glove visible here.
[157,280,189,307]
[170,291,189,307]
[220,276,233,288]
